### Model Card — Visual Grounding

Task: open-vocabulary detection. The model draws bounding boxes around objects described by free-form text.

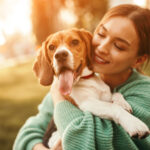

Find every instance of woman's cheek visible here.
[92,35,100,46]
[111,48,124,59]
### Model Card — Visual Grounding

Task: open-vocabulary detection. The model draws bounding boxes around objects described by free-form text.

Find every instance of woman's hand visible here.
[51,139,62,150]
[32,140,62,150]
[50,79,65,106]
[32,143,50,150]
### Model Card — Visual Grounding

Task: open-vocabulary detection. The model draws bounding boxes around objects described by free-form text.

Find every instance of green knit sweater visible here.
[13,70,150,150]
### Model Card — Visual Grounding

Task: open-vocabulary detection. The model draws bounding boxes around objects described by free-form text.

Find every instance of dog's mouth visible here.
[58,69,74,96]
[57,63,82,96]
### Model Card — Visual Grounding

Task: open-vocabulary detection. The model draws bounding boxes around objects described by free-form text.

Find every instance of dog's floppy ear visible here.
[33,39,54,86]
[79,29,93,69]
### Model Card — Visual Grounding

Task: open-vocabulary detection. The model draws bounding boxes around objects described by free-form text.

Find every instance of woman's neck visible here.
[100,69,132,90]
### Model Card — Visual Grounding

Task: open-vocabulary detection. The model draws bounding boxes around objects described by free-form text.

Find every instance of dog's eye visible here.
[49,44,55,50]
[71,39,79,45]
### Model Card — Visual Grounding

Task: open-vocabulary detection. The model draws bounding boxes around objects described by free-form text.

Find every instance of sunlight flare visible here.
[0,0,32,45]
[59,9,77,25]
[133,0,146,7]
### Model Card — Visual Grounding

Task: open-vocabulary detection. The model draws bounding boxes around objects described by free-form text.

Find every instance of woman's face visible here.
[92,16,139,75]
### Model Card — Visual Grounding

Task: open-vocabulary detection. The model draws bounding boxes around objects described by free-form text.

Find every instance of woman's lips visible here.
[94,55,110,64]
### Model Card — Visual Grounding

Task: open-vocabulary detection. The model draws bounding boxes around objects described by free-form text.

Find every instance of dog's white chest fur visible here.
[71,75,112,108]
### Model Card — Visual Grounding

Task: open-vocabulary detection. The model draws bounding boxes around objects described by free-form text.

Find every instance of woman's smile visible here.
[94,54,110,65]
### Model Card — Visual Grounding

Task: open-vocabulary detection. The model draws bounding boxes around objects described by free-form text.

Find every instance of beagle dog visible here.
[33,28,150,148]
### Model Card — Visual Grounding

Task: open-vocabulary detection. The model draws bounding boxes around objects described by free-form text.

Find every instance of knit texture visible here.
[13,70,150,150]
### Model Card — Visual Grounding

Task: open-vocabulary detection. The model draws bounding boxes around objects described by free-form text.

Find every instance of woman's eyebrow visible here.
[100,24,131,46]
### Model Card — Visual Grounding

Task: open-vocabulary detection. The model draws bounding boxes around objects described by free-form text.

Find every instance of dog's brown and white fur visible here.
[33,28,150,148]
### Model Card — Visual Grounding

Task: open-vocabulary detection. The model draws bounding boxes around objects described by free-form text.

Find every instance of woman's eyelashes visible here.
[114,41,129,51]
[114,42,126,50]
[98,32,105,38]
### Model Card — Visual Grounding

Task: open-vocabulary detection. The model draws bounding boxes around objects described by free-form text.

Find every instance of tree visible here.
[31,0,108,45]
[31,0,65,45]
[69,0,108,32]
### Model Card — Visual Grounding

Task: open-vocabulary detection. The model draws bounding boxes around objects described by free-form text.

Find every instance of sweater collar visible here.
[113,69,139,93]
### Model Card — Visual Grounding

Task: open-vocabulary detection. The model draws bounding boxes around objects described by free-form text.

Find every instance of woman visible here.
[13,4,150,150]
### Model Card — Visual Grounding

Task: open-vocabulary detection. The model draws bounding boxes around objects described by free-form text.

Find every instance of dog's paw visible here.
[113,99,132,113]
[119,113,150,139]
[112,93,132,113]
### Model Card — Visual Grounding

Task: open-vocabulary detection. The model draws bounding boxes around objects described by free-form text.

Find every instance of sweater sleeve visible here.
[13,93,54,150]
[54,80,150,150]
[121,82,150,150]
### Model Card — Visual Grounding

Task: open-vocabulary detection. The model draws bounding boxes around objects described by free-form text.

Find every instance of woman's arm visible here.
[13,93,54,150]
[54,101,137,150]
[53,83,150,150]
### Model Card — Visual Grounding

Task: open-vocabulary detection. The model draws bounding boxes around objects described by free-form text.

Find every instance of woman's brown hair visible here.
[95,4,150,66]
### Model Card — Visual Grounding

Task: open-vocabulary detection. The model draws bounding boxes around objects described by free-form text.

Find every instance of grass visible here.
[0,60,49,150]
[0,59,150,150]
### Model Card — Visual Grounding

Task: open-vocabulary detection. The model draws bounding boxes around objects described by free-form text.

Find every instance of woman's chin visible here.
[93,65,103,73]
[93,64,110,74]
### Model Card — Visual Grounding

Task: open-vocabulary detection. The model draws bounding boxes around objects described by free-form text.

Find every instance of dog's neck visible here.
[81,67,94,78]
[74,67,94,84]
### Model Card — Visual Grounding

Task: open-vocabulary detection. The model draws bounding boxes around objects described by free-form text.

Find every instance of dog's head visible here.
[33,28,93,95]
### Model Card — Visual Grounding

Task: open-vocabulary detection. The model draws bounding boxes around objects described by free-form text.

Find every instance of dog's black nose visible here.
[55,51,68,61]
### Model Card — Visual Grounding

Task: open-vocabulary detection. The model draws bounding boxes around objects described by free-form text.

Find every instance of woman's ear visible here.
[33,39,54,86]
[132,54,148,69]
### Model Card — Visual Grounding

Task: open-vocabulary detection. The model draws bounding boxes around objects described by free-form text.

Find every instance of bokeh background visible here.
[0,0,150,149]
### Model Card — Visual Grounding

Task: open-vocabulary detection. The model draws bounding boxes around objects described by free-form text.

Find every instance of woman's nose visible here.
[96,39,110,54]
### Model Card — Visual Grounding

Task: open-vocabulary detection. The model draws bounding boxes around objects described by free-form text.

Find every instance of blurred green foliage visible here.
[0,60,49,150]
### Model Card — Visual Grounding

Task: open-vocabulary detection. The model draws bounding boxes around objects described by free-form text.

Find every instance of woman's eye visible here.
[98,32,105,38]
[49,44,55,50]
[114,43,125,51]
[71,39,79,45]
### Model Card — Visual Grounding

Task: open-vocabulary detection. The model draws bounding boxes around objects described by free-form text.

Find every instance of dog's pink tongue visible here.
[59,70,74,96]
